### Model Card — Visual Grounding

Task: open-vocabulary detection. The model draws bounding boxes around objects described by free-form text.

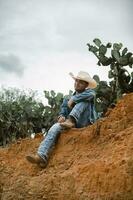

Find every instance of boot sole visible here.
[26,155,38,164]
[26,155,47,168]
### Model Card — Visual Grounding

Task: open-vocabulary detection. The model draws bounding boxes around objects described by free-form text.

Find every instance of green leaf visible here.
[108,70,114,78]
[99,55,111,66]
[113,43,123,51]
[126,52,132,59]
[122,48,128,56]
[0,104,2,111]
[129,57,133,64]
[50,90,56,97]
[88,45,98,53]
[119,57,129,66]
[93,38,101,47]
[110,63,115,70]
[93,75,100,83]
[97,61,101,66]
[99,45,107,55]
[129,64,132,68]
[106,43,112,48]
[111,50,120,62]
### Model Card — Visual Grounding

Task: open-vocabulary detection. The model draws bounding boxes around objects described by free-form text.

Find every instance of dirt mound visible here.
[0,93,133,200]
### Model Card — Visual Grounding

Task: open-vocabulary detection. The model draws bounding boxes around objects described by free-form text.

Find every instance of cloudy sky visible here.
[0,0,132,95]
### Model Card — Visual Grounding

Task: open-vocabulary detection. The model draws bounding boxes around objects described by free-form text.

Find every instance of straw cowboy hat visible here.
[69,71,97,89]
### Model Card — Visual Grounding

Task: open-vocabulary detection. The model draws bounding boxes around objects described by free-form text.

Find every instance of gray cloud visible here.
[0,54,25,76]
[0,0,132,91]
[0,0,132,56]
[0,0,132,69]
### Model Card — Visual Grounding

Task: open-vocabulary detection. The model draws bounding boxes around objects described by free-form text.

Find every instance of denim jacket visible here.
[59,89,97,124]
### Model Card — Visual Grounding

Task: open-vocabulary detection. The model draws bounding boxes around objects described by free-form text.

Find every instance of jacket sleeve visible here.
[70,89,95,104]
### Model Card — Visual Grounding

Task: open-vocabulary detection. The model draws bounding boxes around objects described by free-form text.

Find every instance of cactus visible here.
[93,75,113,117]
[0,88,65,146]
[87,38,133,103]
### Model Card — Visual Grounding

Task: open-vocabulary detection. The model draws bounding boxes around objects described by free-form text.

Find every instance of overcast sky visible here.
[0,0,132,96]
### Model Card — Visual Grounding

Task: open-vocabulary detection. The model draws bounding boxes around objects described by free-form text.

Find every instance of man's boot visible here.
[26,154,47,168]
[60,117,75,128]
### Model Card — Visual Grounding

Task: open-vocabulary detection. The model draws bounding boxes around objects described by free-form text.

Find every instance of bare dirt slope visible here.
[0,93,133,200]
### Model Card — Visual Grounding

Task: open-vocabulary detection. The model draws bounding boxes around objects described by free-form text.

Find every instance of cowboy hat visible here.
[69,71,97,89]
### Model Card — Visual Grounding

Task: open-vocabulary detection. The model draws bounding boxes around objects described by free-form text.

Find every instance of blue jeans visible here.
[38,102,91,160]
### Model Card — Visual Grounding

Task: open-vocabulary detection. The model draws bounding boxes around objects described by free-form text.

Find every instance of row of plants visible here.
[0,88,65,146]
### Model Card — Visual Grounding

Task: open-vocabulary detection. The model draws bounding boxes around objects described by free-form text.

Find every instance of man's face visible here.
[74,79,88,92]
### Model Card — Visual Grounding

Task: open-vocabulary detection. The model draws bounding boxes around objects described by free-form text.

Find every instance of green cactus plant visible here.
[87,38,133,102]
[0,87,65,146]
[93,75,113,117]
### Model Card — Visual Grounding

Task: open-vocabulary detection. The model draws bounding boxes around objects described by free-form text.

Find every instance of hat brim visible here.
[69,73,97,89]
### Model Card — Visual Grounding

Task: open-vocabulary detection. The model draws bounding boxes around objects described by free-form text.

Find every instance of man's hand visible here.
[58,116,66,123]
[68,99,75,109]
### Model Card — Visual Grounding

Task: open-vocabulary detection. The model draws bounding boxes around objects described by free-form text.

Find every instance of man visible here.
[26,71,97,168]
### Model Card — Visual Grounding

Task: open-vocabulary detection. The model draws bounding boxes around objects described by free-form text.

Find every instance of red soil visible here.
[0,93,133,200]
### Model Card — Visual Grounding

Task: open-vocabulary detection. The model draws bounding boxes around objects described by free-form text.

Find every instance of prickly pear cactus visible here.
[93,75,113,117]
[87,38,133,102]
